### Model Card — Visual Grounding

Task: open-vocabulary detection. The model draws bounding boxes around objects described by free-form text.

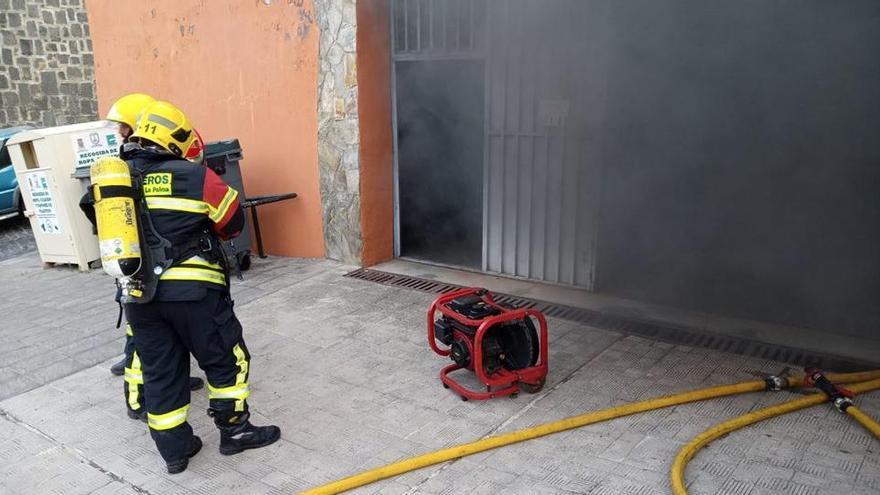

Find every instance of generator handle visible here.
[473,308,549,380]
[427,289,475,356]
[524,309,550,369]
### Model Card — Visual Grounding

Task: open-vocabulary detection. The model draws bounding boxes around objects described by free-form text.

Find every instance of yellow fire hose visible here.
[845,405,880,438]
[300,370,880,495]
[670,377,880,495]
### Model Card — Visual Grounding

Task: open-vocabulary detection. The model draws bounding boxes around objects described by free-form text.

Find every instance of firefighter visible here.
[122,100,280,473]
[103,93,204,422]
[103,92,155,377]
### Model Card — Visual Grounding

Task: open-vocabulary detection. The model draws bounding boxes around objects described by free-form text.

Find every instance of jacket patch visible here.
[143,173,173,196]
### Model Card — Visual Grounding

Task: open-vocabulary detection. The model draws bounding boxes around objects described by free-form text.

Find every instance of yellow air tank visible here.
[90,156,142,278]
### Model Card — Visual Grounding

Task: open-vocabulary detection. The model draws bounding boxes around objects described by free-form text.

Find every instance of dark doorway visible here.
[396,59,485,269]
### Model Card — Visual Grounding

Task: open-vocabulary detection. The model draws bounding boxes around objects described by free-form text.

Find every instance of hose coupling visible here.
[764,375,788,391]
[804,367,853,404]
[803,367,824,388]
[832,396,853,413]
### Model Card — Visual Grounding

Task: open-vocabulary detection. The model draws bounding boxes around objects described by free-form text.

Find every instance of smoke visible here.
[395,0,486,268]
[393,0,880,341]
[595,0,880,338]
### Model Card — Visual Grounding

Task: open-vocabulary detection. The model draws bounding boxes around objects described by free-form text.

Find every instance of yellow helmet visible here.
[105,93,155,129]
[131,100,197,158]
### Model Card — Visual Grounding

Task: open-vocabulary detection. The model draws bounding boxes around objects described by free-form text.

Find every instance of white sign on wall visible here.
[27,171,62,234]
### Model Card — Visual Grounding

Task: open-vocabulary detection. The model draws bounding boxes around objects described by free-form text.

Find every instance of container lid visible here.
[6,120,116,146]
[205,139,241,158]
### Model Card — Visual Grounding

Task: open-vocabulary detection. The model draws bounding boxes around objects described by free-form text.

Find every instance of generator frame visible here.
[428,288,549,401]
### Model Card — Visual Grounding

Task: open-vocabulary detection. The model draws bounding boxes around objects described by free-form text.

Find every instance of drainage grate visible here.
[345,268,877,372]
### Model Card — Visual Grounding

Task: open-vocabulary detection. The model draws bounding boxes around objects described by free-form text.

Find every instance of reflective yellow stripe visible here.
[160,266,226,285]
[145,196,210,215]
[233,344,249,388]
[208,344,250,412]
[233,344,249,412]
[127,380,141,410]
[127,351,142,410]
[207,383,250,400]
[181,255,223,270]
[124,369,143,384]
[125,323,133,337]
[208,187,239,222]
[124,351,143,384]
[147,404,189,431]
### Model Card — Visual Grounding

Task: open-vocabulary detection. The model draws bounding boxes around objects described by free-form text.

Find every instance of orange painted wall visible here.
[85,0,324,258]
[357,0,394,266]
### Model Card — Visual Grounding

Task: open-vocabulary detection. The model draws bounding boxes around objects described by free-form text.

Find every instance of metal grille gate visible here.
[392,0,600,290]
[392,0,485,59]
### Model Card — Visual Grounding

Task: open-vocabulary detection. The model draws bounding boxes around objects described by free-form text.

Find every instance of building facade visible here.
[5,0,879,345]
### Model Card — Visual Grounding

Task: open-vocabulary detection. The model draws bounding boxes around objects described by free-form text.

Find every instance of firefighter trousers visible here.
[125,290,251,463]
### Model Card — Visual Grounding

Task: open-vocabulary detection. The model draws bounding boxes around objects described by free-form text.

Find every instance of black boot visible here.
[189,377,205,391]
[217,414,280,456]
[126,408,147,423]
[110,357,126,376]
[166,435,202,474]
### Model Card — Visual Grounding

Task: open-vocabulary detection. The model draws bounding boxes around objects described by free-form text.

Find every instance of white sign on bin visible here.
[27,171,62,234]
[71,123,120,169]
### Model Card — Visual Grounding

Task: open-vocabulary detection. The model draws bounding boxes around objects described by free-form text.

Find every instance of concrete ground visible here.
[0,250,878,495]
[0,216,36,263]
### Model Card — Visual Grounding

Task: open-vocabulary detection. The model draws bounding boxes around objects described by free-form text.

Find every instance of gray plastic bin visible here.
[205,139,252,270]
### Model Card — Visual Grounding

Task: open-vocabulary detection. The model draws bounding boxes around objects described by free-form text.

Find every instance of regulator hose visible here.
[300,370,880,495]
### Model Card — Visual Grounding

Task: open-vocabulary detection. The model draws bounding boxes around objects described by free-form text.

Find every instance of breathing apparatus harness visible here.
[128,151,234,298]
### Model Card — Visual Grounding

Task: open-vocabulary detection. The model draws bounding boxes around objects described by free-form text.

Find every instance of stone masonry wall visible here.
[315,0,362,264]
[0,0,97,128]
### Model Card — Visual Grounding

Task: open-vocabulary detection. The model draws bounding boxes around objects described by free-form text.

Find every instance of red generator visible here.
[428,288,549,401]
